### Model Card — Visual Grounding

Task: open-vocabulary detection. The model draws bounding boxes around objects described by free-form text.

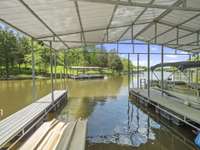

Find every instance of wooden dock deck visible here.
[129,88,200,130]
[19,119,87,150]
[0,90,67,149]
[153,87,200,109]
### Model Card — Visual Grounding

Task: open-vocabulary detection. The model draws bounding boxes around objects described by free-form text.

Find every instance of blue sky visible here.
[98,40,189,67]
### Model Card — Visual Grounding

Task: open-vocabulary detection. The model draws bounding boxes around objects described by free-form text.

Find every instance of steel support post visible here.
[155,22,157,44]
[117,41,119,53]
[64,49,67,89]
[137,54,140,88]
[189,54,191,84]
[147,43,150,97]
[197,53,199,84]
[50,42,54,103]
[131,25,135,53]
[54,53,57,87]
[31,38,36,101]
[161,45,164,96]
[128,53,130,90]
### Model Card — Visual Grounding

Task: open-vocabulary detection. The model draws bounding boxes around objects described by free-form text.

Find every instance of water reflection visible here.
[0,76,198,150]
[0,79,65,119]
[58,76,197,150]
[58,76,124,121]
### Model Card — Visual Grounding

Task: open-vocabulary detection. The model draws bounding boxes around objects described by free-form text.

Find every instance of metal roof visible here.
[0,0,200,52]
[151,61,200,71]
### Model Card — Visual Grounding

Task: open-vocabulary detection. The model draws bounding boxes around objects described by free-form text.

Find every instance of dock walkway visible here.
[0,90,67,149]
[155,88,200,108]
[130,88,200,130]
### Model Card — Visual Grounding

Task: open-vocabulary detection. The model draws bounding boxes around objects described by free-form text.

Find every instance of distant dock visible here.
[68,74,104,80]
[0,90,67,149]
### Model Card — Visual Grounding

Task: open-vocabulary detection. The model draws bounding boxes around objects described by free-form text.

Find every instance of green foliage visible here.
[0,27,135,78]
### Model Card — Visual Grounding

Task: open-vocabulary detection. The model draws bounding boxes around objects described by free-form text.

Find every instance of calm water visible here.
[0,76,198,150]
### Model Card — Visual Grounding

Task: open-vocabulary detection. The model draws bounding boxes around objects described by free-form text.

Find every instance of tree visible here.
[108,50,123,74]
[0,28,17,78]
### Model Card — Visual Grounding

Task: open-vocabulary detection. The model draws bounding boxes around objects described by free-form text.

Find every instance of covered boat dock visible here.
[0,0,200,149]
[68,66,104,80]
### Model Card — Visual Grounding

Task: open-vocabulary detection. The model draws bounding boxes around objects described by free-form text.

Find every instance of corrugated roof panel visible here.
[183,15,200,31]
[179,33,197,44]
[153,0,177,5]
[137,8,165,23]
[108,27,128,42]
[139,23,172,42]
[161,10,199,25]
[156,28,177,44]
[121,23,151,41]
[0,0,52,37]
[23,0,80,37]
[130,0,152,3]
[60,34,81,42]
[111,6,144,27]
[79,1,114,30]
[85,30,105,42]
[66,42,84,48]
[163,29,191,44]
[186,0,200,9]
[43,41,66,50]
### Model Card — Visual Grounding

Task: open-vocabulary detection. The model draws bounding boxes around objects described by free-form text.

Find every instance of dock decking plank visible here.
[130,88,200,124]
[0,90,67,148]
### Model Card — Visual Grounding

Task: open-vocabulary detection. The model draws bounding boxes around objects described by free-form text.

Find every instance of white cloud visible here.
[165,55,178,58]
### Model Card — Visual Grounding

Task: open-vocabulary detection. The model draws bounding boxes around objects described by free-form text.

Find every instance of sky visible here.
[98,40,190,67]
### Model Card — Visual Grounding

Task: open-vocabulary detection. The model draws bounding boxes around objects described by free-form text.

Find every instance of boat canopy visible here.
[0,0,200,53]
[151,61,200,71]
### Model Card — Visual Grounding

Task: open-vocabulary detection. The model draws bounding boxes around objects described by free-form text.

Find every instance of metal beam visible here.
[31,38,36,101]
[161,45,164,96]
[149,13,200,42]
[102,3,119,42]
[147,43,150,97]
[176,40,200,49]
[36,21,151,39]
[18,0,70,49]
[133,0,183,39]
[42,39,200,47]
[72,0,200,12]
[131,25,135,53]
[128,53,130,90]
[117,0,155,41]
[158,18,198,32]
[164,29,200,45]
[0,18,34,39]
[74,1,86,47]
[50,41,54,102]
[154,22,157,43]
[137,54,140,88]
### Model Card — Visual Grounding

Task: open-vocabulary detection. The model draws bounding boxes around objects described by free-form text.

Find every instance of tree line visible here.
[0,26,134,79]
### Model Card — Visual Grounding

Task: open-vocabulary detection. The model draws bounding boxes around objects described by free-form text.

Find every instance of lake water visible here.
[0,75,198,150]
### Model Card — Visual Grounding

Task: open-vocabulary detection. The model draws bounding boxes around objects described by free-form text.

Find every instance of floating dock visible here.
[0,90,67,149]
[19,119,87,150]
[129,88,200,130]
[68,74,104,80]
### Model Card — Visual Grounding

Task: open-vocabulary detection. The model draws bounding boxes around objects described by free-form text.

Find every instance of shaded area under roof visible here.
[0,0,200,52]
[151,61,200,71]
